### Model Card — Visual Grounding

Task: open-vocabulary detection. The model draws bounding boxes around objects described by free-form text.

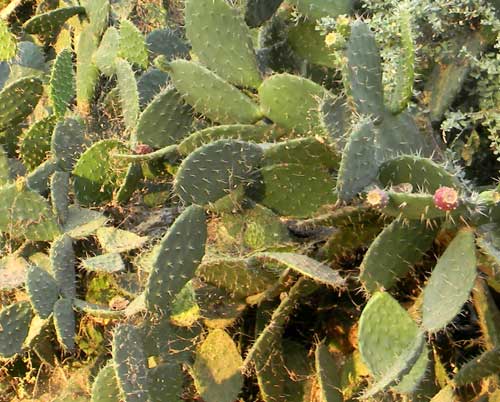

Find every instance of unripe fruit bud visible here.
[366,188,389,208]
[433,187,459,211]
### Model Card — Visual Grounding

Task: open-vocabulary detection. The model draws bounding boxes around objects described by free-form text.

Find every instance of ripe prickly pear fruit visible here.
[366,188,389,209]
[134,143,153,155]
[433,186,459,211]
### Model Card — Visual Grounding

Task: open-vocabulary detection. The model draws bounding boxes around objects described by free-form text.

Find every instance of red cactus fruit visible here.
[433,186,459,211]
[366,188,389,208]
[135,143,153,155]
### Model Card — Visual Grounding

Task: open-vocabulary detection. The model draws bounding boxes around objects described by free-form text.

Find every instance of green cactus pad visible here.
[430,386,456,402]
[73,299,127,319]
[337,118,380,202]
[319,220,383,261]
[379,112,434,159]
[51,118,86,171]
[358,292,428,391]
[53,298,75,352]
[0,145,10,185]
[196,282,247,329]
[196,257,278,298]
[315,340,343,402]
[51,171,70,224]
[259,73,329,135]
[472,280,500,348]
[94,27,120,76]
[137,68,169,109]
[426,31,486,122]
[112,144,179,163]
[18,115,56,171]
[50,234,75,299]
[244,278,318,367]
[26,158,57,195]
[0,301,33,358]
[49,48,75,118]
[91,363,120,402]
[76,27,99,114]
[360,333,425,399]
[288,21,338,67]
[112,324,150,402]
[262,136,340,169]
[0,20,16,61]
[116,58,140,133]
[185,0,262,88]
[422,229,477,332]
[378,155,459,193]
[26,265,59,319]
[118,19,148,69]
[116,165,145,202]
[0,183,61,241]
[288,0,353,20]
[360,220,436,293]
[254,306,288,401]
[73,139,129,206]
[255,163,337,218]
[134,87,193,148]
[178,124,281,156]
[96,227,148,253]
[244,0,283,27]
[174,139,263,206]
[251,252,345,287]
[148,362,184,402]
[82,0,109,38]
[141,314,201,362]
[221,203,292,250]
[320,95,351,147]
[23,6,86,36]
[146,28,190,61]
[387,6,415,114]
[192,329,244,402]
[81,253,125,273]
[0,77,43,131]
[145,205,207,312]
[453,347,500,386]
[345,21,384,119]
[381,191,463,220]
[63,206,108,239]
[169,60,262,124]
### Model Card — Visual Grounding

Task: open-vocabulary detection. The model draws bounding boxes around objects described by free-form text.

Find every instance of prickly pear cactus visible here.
[0,1,499,401]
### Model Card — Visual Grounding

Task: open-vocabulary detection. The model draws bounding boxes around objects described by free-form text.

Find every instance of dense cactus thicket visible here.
[1,0,500,401]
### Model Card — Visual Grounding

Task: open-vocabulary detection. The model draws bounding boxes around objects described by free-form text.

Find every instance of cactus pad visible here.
[49,48,75,118]
[26,265,59,319]
[422,229,477,332]
[0,77,43,131]
[360,220,436,293]
[168,59,262,124]
[174,139,263,206]
[73,139,129,206]
[134,87,193,148]
[0,301,33,358]
[185,0,262,88]
[259,73,329,135]
[145,205,207,312]
[192,329,244,402]
[50,234,75,299]
[53,298,75,352]
[112,323,149,402]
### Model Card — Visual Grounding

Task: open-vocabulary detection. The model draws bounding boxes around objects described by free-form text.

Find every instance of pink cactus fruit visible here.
[433,186,459,211]
[134,143,153,155]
